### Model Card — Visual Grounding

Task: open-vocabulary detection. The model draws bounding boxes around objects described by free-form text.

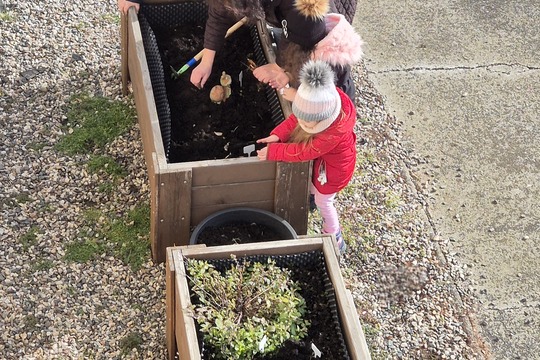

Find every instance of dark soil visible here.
[195,222,284,246]
[153,23,276,163]
[188,252,351,360]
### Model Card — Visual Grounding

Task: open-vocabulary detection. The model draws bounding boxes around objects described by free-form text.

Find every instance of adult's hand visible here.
[253,63,289,89]
[118,0,140,15]
[190,49,216,89]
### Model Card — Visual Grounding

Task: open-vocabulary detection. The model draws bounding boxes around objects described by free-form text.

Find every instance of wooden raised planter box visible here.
[121,0,310,262]
[165,235,372,360]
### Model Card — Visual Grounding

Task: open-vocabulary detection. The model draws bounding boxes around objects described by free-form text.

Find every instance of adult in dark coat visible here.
[191,0,361,100]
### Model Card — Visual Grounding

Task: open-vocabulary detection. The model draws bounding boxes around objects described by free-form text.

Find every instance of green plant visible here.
[64,238,105,263]
[20,226,40,251]
[0,11,14,22]
[31,258,55,273]
[87,155,127,178]
[105,204,150,271]
[119,332,143,355]
[55,93,135,155]
[186,257,310,360]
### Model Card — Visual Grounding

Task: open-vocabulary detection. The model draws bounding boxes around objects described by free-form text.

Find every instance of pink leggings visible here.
[311,183,340,234]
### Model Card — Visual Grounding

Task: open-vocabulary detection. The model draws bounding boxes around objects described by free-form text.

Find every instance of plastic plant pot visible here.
[189,207,298,245]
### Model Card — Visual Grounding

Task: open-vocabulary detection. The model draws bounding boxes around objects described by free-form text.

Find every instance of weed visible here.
[384,190,402,209]
[357,149,377,167]
[15,193,31,204]
[101,13,120,25]
[87,155,127,178]
[105,204,151,271]
[31,259,55,273]
[98,182,115,194]
[119,332,143,356]
[27,141,46,151]
[20,226,40,251]
[55,93,135,155]
[64,239,105,263]
[0,11,14,22]
[24,315,38,330]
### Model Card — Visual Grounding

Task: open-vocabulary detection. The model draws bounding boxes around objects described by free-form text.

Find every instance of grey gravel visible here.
[0,1,483,359]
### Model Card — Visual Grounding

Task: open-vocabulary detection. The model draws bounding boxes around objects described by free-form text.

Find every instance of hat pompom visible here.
[299,60,335,90]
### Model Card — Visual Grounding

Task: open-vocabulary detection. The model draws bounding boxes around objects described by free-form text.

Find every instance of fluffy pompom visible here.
[294,0,329,19]
[299,60,334,90]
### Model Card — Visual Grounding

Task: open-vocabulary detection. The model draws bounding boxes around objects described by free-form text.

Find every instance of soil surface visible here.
[195,222,284,246]
[153,24,276,163]
[189,253,350,359]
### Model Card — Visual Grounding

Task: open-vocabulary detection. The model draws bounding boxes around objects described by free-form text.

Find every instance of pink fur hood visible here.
[312,14,364,66]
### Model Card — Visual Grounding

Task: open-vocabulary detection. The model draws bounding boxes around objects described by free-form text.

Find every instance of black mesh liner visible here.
[138,14,172,159]
[186,250,351,359]
[138,2,285,162]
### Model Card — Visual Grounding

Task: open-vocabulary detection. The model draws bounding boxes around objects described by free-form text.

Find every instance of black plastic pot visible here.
[190,207,298,245]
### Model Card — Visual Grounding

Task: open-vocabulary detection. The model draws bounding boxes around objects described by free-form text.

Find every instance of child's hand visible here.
[257,134,279,144]
[279,86,296,102]
[257,147,268,160]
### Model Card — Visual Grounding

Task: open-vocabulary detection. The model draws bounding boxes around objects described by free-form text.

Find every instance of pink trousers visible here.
[311,183,340,235]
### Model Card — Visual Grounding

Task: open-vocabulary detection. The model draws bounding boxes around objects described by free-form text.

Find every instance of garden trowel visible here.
[171,17,248,79]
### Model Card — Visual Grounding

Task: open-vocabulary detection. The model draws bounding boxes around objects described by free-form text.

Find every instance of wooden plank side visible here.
[190,161,276,187]
[165,247,177,360]
[191,200,274,226]
[127,9,166,166]
[149,153,160,263]
[120,12,129,96]
[322,237,371,360]
[191,181,275,206]
[180,238,323,260]
[154,169,192,262]
[172,250,202,360]
[274,162,311,235]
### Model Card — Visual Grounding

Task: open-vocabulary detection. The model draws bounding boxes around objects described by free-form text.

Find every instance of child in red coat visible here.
[257,60,356,253]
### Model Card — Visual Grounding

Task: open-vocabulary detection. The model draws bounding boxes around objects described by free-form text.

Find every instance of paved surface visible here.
[353,1,540,359]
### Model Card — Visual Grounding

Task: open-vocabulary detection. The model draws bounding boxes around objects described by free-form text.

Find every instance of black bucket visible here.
[190,207,298,246]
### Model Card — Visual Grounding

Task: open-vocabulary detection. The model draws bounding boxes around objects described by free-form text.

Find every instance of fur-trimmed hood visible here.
[312,13,364,66]
[294,0,330,19]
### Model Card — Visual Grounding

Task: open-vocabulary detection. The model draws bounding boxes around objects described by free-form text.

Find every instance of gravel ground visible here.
[0,1,485,359]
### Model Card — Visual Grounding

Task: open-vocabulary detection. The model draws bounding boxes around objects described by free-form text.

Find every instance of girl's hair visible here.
[210,0,265,23]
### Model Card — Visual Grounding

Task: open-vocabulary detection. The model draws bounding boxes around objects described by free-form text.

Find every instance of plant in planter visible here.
[186,256,310,359]
[165,236,371,360]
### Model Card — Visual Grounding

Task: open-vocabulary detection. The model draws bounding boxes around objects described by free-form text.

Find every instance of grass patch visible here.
[64,238,105,263]
[119,332,143,356]
[20,226,40,251]
[64,204,150,270]
[87,155,127,178]
[55,94,135,155]
[105,204,151,271]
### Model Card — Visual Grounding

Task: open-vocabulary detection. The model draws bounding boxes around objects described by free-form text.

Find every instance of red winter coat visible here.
[266,88,356,194]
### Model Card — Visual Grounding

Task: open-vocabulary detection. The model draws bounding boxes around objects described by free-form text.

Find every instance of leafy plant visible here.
[186,257,310,360]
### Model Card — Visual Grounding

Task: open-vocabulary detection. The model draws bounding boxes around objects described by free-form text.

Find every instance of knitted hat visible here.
[292,60,341,134]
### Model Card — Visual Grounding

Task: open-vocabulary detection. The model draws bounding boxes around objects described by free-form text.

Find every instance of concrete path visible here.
[353,1,540,359]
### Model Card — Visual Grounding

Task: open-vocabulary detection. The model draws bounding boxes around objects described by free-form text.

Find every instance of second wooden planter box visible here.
[121,0,311,262]
[165,235,371,360]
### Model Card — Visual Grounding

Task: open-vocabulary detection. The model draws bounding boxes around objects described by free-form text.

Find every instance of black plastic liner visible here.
[186,250,351,359]
[138,2,285,162]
